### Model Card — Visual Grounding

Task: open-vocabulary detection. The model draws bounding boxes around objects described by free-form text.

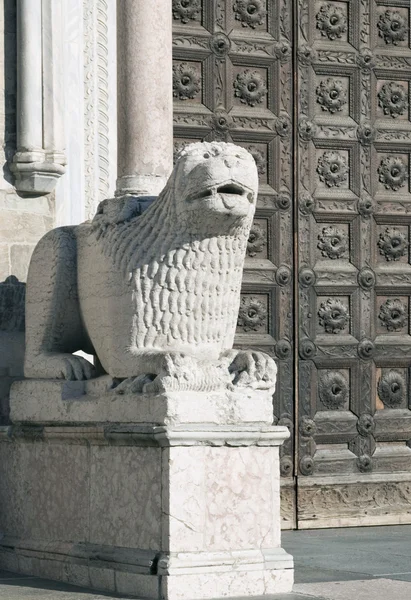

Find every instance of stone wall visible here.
[0,0,55,423]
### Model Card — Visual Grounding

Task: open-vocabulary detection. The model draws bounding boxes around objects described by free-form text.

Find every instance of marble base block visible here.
[10,376,274,426]
[2,386,293,599]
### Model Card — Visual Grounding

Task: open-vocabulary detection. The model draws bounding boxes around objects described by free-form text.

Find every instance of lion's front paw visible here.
[225,350,277,391]
[25,353,96,381]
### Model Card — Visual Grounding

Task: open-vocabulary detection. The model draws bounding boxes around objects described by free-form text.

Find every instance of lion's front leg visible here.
[222,349,277,391]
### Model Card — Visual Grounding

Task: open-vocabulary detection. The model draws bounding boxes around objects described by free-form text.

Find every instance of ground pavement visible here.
[0,525,410,599]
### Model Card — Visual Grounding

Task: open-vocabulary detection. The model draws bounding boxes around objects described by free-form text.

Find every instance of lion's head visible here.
[172,142,258,224]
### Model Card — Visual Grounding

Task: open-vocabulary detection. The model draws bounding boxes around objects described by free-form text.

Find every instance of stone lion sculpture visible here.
[24,142,277,393]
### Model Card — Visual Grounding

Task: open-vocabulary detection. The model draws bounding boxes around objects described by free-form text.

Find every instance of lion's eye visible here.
[203,152,210,159]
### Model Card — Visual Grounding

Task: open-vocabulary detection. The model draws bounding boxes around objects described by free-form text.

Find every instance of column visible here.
[12,0,66,195]
[116,0,173,197]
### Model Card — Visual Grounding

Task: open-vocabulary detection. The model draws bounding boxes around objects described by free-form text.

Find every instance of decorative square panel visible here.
[232,0,268,32]
[236,293,269,333]
[316,223,350,261]
[376,367,408,410]
[247,218,269,259]
[317,368,350,411]
[232,66,268,109]
[376,79,409,121]
[315,75,350,117]
[376,153,410,194]
[316,295,351,335]
[316,149,350,190]
[376,295,409,335]
[376,224,409,263]
[314,1,349,43]
[236,142,268,184]
[173,60,203,103]
[376,5,410,48]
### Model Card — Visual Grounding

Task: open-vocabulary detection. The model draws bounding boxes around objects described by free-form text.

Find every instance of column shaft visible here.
[116,0,173,196]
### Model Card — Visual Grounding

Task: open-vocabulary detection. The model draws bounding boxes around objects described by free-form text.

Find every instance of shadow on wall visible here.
[0,275,25,424]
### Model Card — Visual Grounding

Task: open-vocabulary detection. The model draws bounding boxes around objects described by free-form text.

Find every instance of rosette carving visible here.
[316,78,347,114]
[172,0,201,23]
[299,268,316,287]
[357,49,375,70]
[357,414,375,436]
[318,371,348,410]
[378,228,409,261]
[299,456,314,476]
[378,10,409,46]
[378,156,408,191]
[358,268,375,289]
[280,457,293,477]
[357,455,372,473]
[378,298,407,332]
[299,118,317,141]
[378,371,406,408]
[300,417,317,438]
[378,82,408,119]
[316,3,347,41]
[210,33,231,57]
[276,116,291,137]
[317,152,349,188]
[358,339,374,360]
[277,194,291,211]
[299,192,314,215]
[299,339,317,360]
[233,0,267,29]
[234,70,267,107]
[274,41,292,63]
[173,63,201,100]
[237,296,267,332]
[357,124,375,145]
[211,111,232,133]
[275,339,292,360]
[298,44,317,65]
[358,197,374,218]
[247,223,266,257]
[276,266,291,287]
[318,226,349,260]
[318,299,349,334]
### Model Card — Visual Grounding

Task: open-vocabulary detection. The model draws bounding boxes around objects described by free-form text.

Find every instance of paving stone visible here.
[294,579,411,600]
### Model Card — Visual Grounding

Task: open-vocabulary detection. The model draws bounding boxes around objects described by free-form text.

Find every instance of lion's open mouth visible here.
[188,183,250,208]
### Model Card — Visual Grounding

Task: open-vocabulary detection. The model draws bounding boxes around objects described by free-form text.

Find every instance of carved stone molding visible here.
[12,0,66,194]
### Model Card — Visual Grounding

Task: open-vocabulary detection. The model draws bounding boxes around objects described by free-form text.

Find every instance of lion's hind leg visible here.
[24,227,95,380]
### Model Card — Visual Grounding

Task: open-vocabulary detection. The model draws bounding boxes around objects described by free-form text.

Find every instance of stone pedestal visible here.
[0,380,293,599]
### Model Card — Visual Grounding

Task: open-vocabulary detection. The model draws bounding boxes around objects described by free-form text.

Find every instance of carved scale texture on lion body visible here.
[24,142,277,393]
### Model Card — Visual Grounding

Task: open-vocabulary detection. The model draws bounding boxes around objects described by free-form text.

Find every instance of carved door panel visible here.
[172,0,296,527]
[297,0,411,527]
